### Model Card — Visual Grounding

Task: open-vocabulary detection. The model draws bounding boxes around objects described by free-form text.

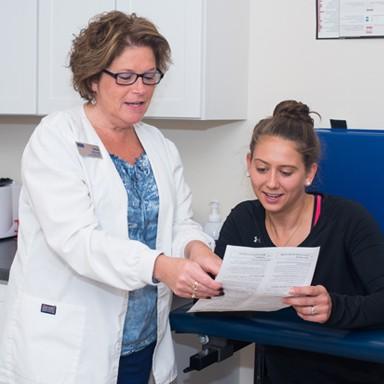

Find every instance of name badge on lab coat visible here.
[76,142,102,158]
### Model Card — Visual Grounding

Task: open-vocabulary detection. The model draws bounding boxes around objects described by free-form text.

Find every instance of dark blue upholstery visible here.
[312,128,384,231]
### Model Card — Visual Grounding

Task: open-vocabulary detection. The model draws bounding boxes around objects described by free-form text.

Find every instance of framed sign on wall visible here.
[317,0,384,39]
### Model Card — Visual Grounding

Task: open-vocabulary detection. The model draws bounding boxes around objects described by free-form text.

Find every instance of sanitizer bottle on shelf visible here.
[203,200,222,241]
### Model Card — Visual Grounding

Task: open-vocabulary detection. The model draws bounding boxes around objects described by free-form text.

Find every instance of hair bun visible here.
[273,100,311,122]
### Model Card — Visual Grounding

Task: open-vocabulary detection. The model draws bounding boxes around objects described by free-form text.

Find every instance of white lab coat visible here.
[0,106,213,384]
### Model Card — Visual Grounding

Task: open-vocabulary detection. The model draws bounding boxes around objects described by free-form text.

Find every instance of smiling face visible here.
[91,45,157,129]
[247,135,317,215]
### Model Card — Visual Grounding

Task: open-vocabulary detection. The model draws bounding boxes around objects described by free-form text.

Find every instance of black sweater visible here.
[215,194,384,383]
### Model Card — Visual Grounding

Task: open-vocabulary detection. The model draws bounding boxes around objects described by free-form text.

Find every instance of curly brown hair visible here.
[249,100,321,171]
[69,10,172,101]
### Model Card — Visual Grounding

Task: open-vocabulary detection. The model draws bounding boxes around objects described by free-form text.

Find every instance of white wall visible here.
[0,1,383,383]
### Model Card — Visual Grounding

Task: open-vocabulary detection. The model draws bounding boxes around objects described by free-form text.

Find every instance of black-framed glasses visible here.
[102,69,164,85]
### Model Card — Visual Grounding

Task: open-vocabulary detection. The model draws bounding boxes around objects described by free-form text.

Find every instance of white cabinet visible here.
[0,1,37,114]
[118,0,249,119]
[38,0,115,114]
[1,0,249,119]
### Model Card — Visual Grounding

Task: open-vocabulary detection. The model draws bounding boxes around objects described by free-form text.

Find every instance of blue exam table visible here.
[170,128,384,380]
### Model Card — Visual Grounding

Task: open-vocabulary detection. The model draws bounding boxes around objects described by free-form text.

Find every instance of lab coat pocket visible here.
[9,293,86,384]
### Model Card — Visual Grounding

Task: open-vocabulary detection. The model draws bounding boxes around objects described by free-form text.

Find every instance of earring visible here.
[305,180,311,187]
[90,98,96,105]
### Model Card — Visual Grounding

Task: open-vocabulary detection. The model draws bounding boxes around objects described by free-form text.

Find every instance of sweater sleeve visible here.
[326,202,384,329]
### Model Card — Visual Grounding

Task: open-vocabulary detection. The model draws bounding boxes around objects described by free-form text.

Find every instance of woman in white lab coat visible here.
[0,11,222,384]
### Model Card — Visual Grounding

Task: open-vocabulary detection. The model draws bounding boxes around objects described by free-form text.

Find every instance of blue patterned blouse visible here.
[111,152,159,356]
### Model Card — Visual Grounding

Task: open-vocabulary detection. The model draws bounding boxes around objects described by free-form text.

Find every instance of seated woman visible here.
[215,100,384,384]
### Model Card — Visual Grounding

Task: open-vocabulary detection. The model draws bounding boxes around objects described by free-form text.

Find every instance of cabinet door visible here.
[117,0,203,118]
[117,0,249,120]
[0,1,37,114]
[38,0,115,115]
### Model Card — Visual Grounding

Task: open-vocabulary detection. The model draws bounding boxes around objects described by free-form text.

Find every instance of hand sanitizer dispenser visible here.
[204,200,222,241]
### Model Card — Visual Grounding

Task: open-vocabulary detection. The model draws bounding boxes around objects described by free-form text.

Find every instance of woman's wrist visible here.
[153,253,168,282]
[184,240,210,261]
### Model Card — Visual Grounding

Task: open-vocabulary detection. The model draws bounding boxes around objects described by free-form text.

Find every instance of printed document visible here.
[189,245,320,312]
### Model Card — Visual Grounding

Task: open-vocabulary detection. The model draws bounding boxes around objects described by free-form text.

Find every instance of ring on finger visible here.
[192,281,199,292]
[191,292,197,299]
[311,305,317,315]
